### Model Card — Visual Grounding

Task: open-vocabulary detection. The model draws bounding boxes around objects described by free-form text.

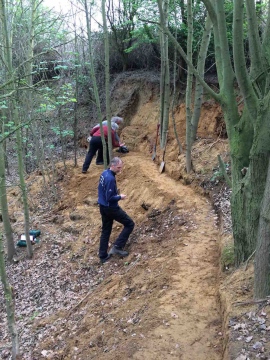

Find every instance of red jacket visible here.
[90,125,120,148]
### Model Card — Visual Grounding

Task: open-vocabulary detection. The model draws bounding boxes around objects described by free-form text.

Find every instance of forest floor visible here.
[1,75,270,360]
[1,151,223,360]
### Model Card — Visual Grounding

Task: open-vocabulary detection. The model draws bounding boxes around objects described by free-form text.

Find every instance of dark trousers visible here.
[82,137,109,172]
[99,205,135,258]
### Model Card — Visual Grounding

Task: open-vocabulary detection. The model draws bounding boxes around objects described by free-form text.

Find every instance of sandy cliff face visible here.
[108,73,227,188]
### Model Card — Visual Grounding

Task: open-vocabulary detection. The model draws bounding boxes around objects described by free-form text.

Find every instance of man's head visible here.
[111,116,124,125]
[110,157,123,174]
[111,122,119,131]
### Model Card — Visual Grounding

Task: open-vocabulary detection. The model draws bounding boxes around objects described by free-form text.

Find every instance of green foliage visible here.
[0,101,8,109]
[30,311,39,321]
[5,121,15,128]
[210,169,224,183]
[221,242,235,270]
[35,83,77,114]
[210,164,230,183]
[54,65,69,71]
[51,127,74,137]
[126,24,158,53]
[10,2,70,76]
[55,84,76,106]
[35,103,55,113]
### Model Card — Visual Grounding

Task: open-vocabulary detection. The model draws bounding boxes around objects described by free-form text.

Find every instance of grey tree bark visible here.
[185,0,193,173]
[0,139,16,260]
[158,0,270,297]
[254,157,270,298]
[102,0,113,161]
[190,15,212,143]
[171,0,182,155]
[0,0,33,258]
[157,0,170,148]
[0,233,19,359]
[73,24,79,168]
[186,12,212,173]
[83,0,108,167]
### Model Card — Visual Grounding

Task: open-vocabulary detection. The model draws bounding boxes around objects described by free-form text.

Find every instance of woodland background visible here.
[1,0,270,359]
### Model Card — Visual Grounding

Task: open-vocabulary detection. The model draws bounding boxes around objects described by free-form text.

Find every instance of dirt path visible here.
[47,152,223,359]
[1,152,223,360]
[121,154,222,359]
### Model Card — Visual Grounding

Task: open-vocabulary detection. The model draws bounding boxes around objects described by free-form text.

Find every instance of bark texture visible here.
[254,158,270,298]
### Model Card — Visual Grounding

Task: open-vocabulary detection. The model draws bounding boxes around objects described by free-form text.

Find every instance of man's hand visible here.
[120,194,127,200]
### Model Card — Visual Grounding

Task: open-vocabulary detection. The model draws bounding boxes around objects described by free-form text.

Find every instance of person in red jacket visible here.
[82,123,123,173]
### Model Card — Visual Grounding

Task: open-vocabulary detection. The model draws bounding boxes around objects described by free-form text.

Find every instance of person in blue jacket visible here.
[98,157,134,264]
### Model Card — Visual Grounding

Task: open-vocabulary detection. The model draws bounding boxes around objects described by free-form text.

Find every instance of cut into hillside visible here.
[2,75,264,360]
[1,151,224,360]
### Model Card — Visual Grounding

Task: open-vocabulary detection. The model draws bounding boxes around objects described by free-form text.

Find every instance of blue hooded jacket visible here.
[98,169,121,207]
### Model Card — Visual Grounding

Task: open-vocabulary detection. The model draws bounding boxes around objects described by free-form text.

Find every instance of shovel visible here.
[159,131,168,173]
[152,123,160,160]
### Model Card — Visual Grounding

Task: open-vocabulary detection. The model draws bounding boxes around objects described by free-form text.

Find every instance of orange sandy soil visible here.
[2,93,268,360]
[30,152,223,360]
[26,97,227,359]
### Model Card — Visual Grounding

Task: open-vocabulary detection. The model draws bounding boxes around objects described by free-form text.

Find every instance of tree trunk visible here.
[73,29,79,168]
[0,141,16,260]
[159,0,270,290]
[83,0,107,167]
[102,0,112,161]
[57,107,67,170]
[163,0,170,145]
[254,157,270,298]
[185,0,193,173]
[191,15,212,142]
[230,98,270,264]
[0,232,20,358]
[159,26,165,140]
[15,105,33,258]
[0,0,33,257]
[171,0,182,155]
[157,0,170,147]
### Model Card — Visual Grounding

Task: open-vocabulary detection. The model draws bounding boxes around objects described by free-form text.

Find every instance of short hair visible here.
[111,122,119,131]
[111,116,123,124]
[110,157,123,166]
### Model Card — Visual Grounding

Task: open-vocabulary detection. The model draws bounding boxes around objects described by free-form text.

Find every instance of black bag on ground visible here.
[117,145,129,153]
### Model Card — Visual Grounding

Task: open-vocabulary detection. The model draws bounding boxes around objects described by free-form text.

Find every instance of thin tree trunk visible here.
[57,107,67,170]
[217,155,231,188]
[185,0,193,173]
[0,0,33,257]
[162,3,170,147]
[157,0,170,148]
[102,0,112,161]
[191,15,212,141]
[159,28,165,141]
[73,26,79,168]
[14,102,33,257]
[171,0,182,155]
[171,54,182,155]
[0,232,20,358]
[0,140,16,260]
[84,0,108,168]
